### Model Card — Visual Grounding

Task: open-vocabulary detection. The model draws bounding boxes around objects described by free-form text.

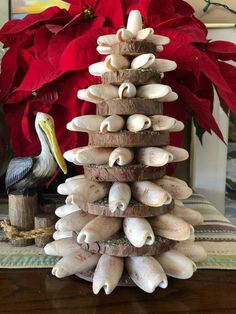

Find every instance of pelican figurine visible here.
[4,112,68,247]
[5,112,67,194]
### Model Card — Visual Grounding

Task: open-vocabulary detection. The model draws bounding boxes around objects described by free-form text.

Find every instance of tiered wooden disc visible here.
[76,41,175,286]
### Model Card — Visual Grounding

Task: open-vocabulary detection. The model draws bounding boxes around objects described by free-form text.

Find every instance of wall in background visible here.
[191,27,236,213]
[0,2,9,27]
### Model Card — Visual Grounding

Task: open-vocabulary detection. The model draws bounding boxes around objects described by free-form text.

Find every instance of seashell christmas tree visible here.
[45,10,207,294]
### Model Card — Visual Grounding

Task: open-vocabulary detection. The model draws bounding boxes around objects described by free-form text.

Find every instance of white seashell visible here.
[125,256,168,293]
[131,54,155,70]
[67,115,104,132]
[172,205,204,226]
[137,84,171,99]
[96,46,111,55]
[131,181,172,207]
[150,115,181,132]
[58,176,110,202]
[127,10,143,36]
[77,216,122,243]
[123,217,155,248]
[100,115,125,133]
[156,249,197,279]
[157,91,178,102]
[170,120,184,132]
[150,59,177,73]
[87,84,119,102]
[117,28,134,42]
[108,182,131,212]
[136,28,154,40]
[55,210,95,232]
[109,147,134,167]
[53,231,73,240]
[175,199,184,206]
[174,240,207,263]
[149,213,193,241]
[118,82,136,99]
[52,249,100,278]
[105,54,130,71]
[126,114,151,132]
[45,238,80,256]
[93,255,124,295]
[89,61,109,76]
[155,176,192,199]
[55,204,80,218]
[147,34,170,45]
[97,34,118,46]
[162,146,189,162]
[156,45,164,52]
[64,147,112,165]
[136,147,173,167]
[77,89,96,103]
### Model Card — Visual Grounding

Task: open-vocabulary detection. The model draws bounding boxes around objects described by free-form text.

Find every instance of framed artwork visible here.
[10,0,69,19]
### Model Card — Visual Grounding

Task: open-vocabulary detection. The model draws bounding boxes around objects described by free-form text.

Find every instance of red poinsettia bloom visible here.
[0,0,236,161]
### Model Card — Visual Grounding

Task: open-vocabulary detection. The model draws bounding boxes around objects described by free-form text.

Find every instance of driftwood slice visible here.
[102,68,161,86]
[76,198,174,218]
[110,40,156,56]
[96,98,163,116]
[76,270,135,287]
[74,232,176,257]
[84,164,166,182]
[89,131,169,147]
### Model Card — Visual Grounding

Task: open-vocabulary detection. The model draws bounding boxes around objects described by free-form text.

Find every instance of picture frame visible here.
[9,0,69,19]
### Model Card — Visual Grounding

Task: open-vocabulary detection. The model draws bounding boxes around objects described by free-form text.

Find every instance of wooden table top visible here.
[0,269,236,314]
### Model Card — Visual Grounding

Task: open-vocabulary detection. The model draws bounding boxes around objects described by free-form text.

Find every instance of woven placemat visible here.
[0,193,236,269]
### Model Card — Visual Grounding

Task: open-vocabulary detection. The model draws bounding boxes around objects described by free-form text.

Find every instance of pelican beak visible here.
[39,119,67,175]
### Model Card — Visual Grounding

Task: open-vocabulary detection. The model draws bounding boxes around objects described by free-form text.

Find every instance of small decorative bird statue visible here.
[5,112,67,247]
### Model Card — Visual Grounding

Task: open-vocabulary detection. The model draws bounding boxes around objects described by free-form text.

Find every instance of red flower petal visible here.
[207,40,236,61]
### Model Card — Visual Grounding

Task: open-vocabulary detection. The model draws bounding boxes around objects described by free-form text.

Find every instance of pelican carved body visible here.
[6,112,67,194]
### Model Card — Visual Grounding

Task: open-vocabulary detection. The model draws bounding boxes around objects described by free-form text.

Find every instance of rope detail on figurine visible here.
[0,219,54,240]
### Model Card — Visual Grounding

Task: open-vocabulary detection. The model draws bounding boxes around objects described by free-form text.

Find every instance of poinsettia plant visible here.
[0,0,236,159]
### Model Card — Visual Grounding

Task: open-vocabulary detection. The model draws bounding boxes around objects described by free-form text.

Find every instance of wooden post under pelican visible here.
[5,112,67,246]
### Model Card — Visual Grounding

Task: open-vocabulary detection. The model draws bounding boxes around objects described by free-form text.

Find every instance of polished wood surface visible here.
[0,269,236,313]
